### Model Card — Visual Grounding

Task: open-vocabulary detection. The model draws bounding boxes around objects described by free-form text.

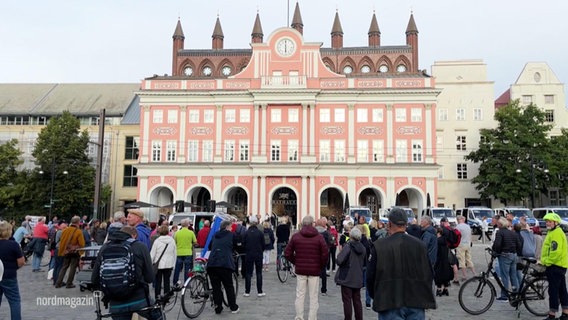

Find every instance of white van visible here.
[346,206,372,223]
[532,207,568,233]
[422,207,456,227]
[456,207,494,234]
[380,207,415,224]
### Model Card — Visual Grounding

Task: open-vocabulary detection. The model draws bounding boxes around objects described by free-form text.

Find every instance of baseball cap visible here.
[128,209,144,219]
[440,217,448,223]
[388,208,408,226]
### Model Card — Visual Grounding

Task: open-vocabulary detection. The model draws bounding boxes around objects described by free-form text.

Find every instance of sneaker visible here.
[452,280,460,286]
[243,293,250,297]
[215,307,223,314]
[365,303,371,310]
[321,292,327,296]
[231,308,240,314]
[496,296,508,302]
[257,292,266,297]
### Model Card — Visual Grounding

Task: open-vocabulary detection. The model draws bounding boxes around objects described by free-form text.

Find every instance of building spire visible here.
[405,12,419,72]
[251,11,264,43]
[331,10,344,49]
[212,15,224,50]
[405,13,418,34]
[173,19,185,40]
[291,1,303,35]
[172,19,185,76]
[368,11,380,47]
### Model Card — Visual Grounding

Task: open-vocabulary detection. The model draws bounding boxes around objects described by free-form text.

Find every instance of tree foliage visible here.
[32,111,95,218]
[0,139,24,209]
[465,100,554,205]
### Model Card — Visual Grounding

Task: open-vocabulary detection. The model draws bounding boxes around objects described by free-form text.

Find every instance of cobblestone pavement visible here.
[1,240,550,320]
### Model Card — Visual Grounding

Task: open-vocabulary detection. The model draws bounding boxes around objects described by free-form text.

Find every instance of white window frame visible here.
[372,109,383,123]
[166,140,176,162]
[411,108,422,122]
[239,109,250,123]
[224,140,235,161]
[357,108,368,123]
[473,108,482,121]
[412,140,423,163]
[204,110,214,123]
[271,140,281,162]
[334,140,345,162]
[522,95,533,105]
[187,140,198,162]
[545,95,555,104]
[153,110,163,123]
[189,109,199,123]
[456,108,465,121]
[167,110,178,124]
[334,108,345,123]
[320,109,330,123]
[395,108,406,122]
[438,108,448,121]
[456,135,467,151]
[395,140,407,162]
[152,140,161,162]
[288,109,299,123]
[240,140,249,161]
[225,109,236,123]
[203,140,213,162]
[372,140,384,163]
[357,140,368,162]
[288,140,299,162]
[320,140,331,162]
[457,163,468,180]
[271,109,281,123]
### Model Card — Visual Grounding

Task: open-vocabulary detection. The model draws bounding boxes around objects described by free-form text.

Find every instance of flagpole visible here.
[287,0,290,27]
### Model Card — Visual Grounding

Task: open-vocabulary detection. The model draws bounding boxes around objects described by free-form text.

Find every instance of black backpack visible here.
[99,239,138,300]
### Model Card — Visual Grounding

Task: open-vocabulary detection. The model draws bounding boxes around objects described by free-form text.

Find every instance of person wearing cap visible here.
[366,208,436,319]
[126,209,151,250]
[541,213,568,320]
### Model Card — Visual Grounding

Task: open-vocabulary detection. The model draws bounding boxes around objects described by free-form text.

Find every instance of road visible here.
[4,238,548,320]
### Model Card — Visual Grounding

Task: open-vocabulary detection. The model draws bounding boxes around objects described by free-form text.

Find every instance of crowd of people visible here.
[2,208,568,320]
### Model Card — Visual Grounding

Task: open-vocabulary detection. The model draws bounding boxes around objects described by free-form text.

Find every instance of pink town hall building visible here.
[136,4,440,225]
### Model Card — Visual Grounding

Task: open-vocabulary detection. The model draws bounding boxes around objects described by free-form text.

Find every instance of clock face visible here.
[222,66,232,76]
[361,65,371,73]
[343,66,353,74]
[184,66,193,76]
[202,66,212,76]
[379,65,389,73]
[396,65,407,73]
[276,38,296,57]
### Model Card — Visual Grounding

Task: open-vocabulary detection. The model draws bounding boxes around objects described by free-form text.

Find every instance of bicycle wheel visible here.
[181,275,207,319]
[522,277,549,316]
[458,276,496,315]
[221,272,239,307]
[277,257,289,283]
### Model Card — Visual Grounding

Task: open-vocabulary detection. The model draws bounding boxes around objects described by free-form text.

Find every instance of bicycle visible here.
[458,247,548,317]
[93,282,182,320]
[181,257,239,318]
[276,244,295,283]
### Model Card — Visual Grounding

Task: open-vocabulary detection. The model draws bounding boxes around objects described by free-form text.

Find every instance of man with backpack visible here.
[92,226,161,320]
[440,217,461,285]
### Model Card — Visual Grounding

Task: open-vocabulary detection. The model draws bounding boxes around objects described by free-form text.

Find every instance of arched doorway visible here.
[320,187,343,223]
[358,188,382,216]
[395,188,424,215]
[149,186,174,221]
[225,187,248,219]
[188,187,211,212]
[271,187,297,227]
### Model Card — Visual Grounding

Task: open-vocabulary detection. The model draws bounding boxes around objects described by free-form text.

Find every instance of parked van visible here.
[379,207,415,224]
[532,207,568,232]
[168,211,236,234]
[456,207,494,234]
[346,206,372,223]
[422,207,456,227]
[494,207,538,228]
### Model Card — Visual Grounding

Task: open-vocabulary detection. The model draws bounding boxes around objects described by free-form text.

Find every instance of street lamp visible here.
[39,159,68,220]
[516,157,549,208]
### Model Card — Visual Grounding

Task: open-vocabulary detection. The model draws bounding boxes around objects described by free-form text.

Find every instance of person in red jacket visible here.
[196,220,211,248]
[285,215,329,320]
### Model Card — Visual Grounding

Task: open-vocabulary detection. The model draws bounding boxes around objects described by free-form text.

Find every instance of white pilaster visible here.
[178,106,186,163]
[347,177,356,204]
[425,104,434,164]
[141,105,150,163]
[348,104,355,163]
[259,176,266,215]
[213,177,222,200]
[309,175,316,218]
[261,104,267,157]
[301,176,308,222]
[254,104,260,156]
[177,177,185,200]
[302,104,308,156]
[386,104,394,164]
[309,105,315,155]
[252,176,259,215]
[386,178,396,207]
[215,104,223,162]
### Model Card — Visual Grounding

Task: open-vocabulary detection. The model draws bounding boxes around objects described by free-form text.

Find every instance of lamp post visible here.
[40,159,68,221]
[517,157,549,208]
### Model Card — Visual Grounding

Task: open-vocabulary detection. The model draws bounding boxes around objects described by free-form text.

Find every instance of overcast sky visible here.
[1,0,567,100]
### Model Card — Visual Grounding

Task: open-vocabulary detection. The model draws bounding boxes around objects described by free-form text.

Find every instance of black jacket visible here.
[335,240,366,288]
[91,230,154,304]
[207,229,235,271]
[367,232,436,312]
[492,227,522,255]
[275,224,290,244]
[244,225,265,259]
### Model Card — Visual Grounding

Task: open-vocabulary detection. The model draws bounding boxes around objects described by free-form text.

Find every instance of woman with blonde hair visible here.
[0,221,25,319]
[262,221,275,271]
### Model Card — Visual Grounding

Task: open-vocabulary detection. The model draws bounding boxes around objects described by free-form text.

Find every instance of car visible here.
[532,207,568,233]
[494,207,538,227]
[456,207,494,235]
[422,207,456,227]
[346,206,373,223]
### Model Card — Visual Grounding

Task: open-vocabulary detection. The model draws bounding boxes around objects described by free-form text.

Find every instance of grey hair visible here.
[349,227,362,241]
[114,211,125,220]
[421,215,432,225]
[498,217,509,228]
[220,220,232,229]
[181,218,190,227]
[302,215,315,226]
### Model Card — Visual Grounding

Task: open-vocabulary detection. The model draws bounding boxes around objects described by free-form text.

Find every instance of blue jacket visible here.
[207,229,235,271]
[136,223,151,250]
[420,225,438,267]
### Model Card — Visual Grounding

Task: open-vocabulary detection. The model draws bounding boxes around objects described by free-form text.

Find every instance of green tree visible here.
[0,139,23,210]
[549,129,568,195]
[32,111,95,219]
[465,100,553,206]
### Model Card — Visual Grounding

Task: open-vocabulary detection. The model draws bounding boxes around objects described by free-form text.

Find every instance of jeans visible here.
[319,267,327,293]
[327,246,337,271]
[109,297,163,320]
[208,267,239,312]
[173,255,192,285]
[52,254,63,285]
[245,256,263,294]
[545,265,568,313]
[341,285,362,320]
[498,253,519,297]
[32,252,43,271]
[378,307,425,320]
[0,278,22,320]
[295,274,320,320]
[363,268,372,306]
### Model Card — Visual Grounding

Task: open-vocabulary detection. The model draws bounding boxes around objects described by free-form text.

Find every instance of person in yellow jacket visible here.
[541,213,568,320]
